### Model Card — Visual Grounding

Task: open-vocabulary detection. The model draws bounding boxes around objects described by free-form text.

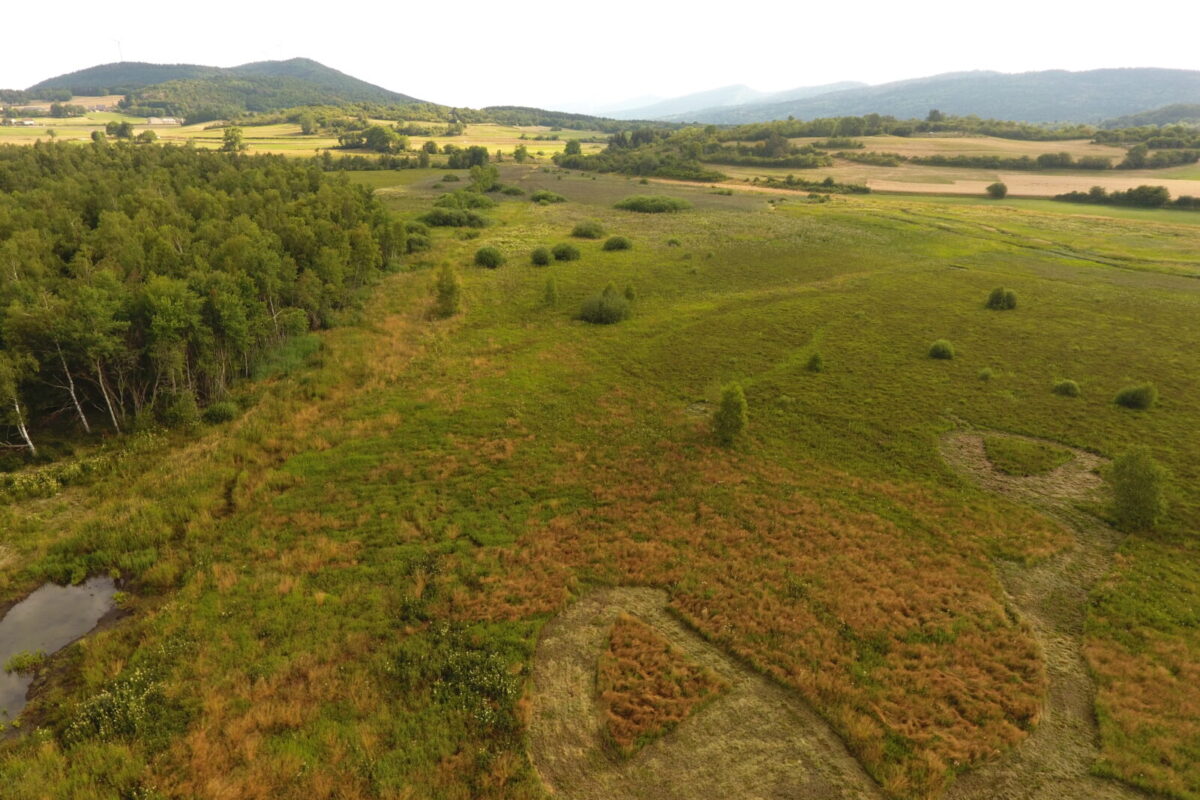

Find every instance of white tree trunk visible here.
[58,344,91,433]
[96,360,121,433]
[13,399,35,457]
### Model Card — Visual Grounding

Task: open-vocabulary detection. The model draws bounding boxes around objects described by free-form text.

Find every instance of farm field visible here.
[0,161,1197,800]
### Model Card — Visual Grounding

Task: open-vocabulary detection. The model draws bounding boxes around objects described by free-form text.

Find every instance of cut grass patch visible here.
[983,435,1074,477]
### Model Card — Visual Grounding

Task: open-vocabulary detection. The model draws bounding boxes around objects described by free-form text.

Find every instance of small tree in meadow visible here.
[552,243,581,262]
[474,246,505,268]
[1109,447,1167,532]
[531,247,551,266]
[1114,383,1157,410]
[713,383,748,446]
[806,352,824,373]
[433,264,462,317]
[1053,379,1080,397]
[986,182,1008,199]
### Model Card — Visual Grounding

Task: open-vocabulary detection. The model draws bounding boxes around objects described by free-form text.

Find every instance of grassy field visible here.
[0,165,1198,800]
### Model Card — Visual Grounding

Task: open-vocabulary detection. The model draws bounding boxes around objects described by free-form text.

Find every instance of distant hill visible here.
[26,58,424,122]
[616,82,865,121]
[666,69,1200,124]
[1103,103,1200,129]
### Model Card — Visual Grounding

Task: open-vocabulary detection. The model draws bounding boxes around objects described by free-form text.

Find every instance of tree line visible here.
[0,140,403,456]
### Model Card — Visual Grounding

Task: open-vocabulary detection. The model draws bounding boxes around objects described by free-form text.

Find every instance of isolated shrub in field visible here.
[531,190,566,204]
[1109,446,1167,531]
[579,284,631,324]
[406,234,432,253]
[433,264,462,317]
[1053,379,1081,397]
[420,208,489,228]
[928,339,955,359]
[1115,382,1157,410]
[571,220,606,239]
[986,287,1018,310]
[501,186,525,196]
[434,190,496,209]
[806,353,824,373]
[666,238,682,247]
[986,182,1008,199]
[603,235,633,251]
[543,277,559,306]
[552,243,581,262]
[978,367,994,381]
[713,382,748,445]
[441,173,460,181]
[614,195,691,213]
[202,401,238,424]
[530,247,551,266]
[623,285,636,302]
[474,246,506,268]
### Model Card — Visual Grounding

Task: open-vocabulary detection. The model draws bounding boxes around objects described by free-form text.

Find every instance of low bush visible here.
[531,190,566,204]
[500,186,525,196]
[986,182,1008,199]
[474,246,506,268]
[1053,379,1081,397]
[806,353,824,373]
[433,191,496,210]
[1110,447,1168,531]
[571,220,606,239]
[202,401,238,424]
[713,382,748,445]
[530,247,551,266]
[579,285,631,324]
[1114,382,1157,410]
[986,287,1018,310]
[602,235,632,251]
[420,208,489,228]
[614,195,691,213]
[978,367,994,381]
[928,339,955,359]
[552,243,581,262]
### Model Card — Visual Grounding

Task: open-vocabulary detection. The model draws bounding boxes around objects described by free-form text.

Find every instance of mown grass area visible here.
[982,436,1074,476]
[0,165,1198,799]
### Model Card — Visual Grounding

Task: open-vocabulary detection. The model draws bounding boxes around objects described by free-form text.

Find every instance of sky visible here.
[3,0,1198,113]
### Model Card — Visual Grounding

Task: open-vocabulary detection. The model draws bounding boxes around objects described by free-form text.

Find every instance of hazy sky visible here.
[4,1,1198,112]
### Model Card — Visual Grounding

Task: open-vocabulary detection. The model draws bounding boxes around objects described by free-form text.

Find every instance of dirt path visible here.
[528,586,883,800]
[940,431,1148,800]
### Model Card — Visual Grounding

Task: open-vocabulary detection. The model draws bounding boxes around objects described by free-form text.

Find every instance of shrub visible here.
[603,235,632,251]
[1053,379,1080,397]
[978,367,994,381]
[1114,382,1157,410]
[420,208,489,228]
[4,650,46,674]
[202,401,238,424]
[806,353,824,373]
[614,195,691,213]
[713,382,748,445]
[407,233,432,253]
[543,277,558,306]
[531,190,566,204]
[579,284,631,324]
[552,243,581,262]
[530,247,551,266]
[159,391,199,427]
[433,191,496,209]
[571,220,606,239]
[500,186,525,196]
[928,339,955,359]
[474,246,506,268]
[433,264,462,317]
[1109,446,1167,531]
[986,287,1018,310]
[986,182,1008,199]
[666,238,682,247]
[441,174,460,182]
[622,285,636,303]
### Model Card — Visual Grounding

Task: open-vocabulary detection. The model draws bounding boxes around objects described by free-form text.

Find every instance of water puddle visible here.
[0,576,117,720]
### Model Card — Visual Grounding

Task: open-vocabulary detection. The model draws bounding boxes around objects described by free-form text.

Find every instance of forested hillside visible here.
[0,141,403,454]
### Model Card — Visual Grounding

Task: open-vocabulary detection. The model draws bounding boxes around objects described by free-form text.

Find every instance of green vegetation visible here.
[987,182,1008,199]
[551,242,581,262]
[614,195,692,213]
[3,650,46,674]
[530,190,566,204]
[1115,382,1158,410]
[982,436,1073,476]
[806,352,825,373]
[928,339,955,359]
[579,284,631,324]
[1056,185,1200,211]
[433,264,462,317]
[1109,447,1168,532]
[986,287,1018,310]
[473,246,506,268]
[1053,379,1081,397]
[570,221,606,239]
[602,235,632,251]
[712,382,748,445]
[530,247,551,266]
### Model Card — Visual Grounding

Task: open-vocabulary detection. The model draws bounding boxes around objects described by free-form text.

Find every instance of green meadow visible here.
[0,161,1198,800]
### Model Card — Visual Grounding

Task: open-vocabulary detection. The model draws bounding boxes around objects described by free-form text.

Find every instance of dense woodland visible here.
[0,141,402,456]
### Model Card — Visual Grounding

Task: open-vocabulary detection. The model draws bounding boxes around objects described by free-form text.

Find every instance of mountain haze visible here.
[616,82,865,121]
[664,69,1200,124]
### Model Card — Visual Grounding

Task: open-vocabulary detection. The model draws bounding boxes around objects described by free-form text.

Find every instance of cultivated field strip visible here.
[529,587,883,800]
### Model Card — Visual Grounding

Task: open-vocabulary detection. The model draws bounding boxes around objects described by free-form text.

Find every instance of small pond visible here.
[0,576,117,720]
